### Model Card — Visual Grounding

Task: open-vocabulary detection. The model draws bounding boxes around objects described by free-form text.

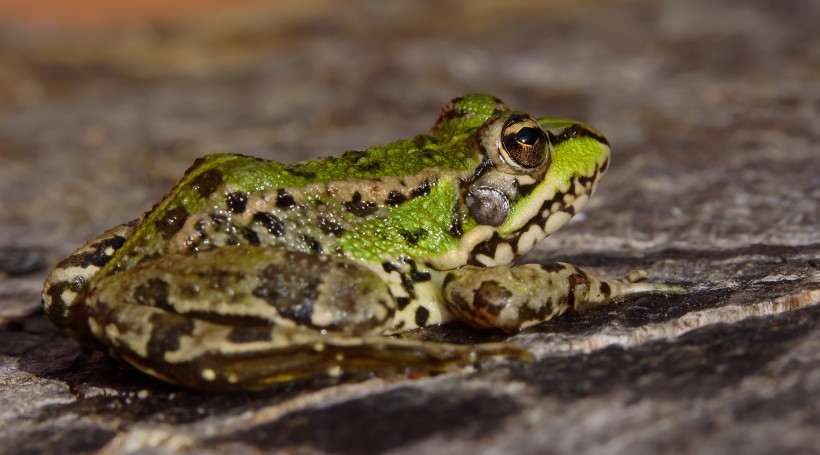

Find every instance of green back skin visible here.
[44,94,610,340]
[102,95,607,275]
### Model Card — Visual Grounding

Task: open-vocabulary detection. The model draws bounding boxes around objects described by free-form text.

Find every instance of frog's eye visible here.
[500,116,549,169]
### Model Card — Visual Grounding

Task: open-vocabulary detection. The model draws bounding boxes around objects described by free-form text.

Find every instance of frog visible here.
[42,94,686,390]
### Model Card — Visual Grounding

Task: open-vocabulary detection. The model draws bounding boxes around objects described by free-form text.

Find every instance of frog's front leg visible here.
[86,246,528,390]
[442,263,687,332]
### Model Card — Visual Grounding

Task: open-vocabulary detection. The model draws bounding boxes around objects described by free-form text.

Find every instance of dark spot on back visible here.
[242,227,261,245]
[155,206,190,239]
[191,169,224,198]
[226,192,248,214]
[400,274,416,298]
[276,189,296,209]
[303,235,323,253]
[396,297,411,310]
[398,229,428,247]
[382,262,399,273]
[344,192,379,217]
[387,191,407,207]
[252,212,285,237]
[410,179,432,198]
[318,216,346,237]
[415,306,430,327]
[410,269,431,282]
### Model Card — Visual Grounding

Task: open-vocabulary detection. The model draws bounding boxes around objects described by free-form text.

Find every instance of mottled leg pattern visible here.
[85,246,530,390]
[442,263,687,332]
[42,223,135,345]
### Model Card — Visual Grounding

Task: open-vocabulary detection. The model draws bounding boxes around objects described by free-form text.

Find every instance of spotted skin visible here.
[42,94,686,390]
[442,263,676,332]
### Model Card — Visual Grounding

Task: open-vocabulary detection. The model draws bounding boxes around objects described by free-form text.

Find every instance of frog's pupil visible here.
[515,127,540,146]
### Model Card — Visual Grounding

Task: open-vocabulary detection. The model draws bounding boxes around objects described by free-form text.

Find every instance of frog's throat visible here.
[428,226,495,269]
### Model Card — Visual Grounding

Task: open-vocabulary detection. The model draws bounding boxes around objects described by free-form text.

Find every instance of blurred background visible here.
[0,0,816,258]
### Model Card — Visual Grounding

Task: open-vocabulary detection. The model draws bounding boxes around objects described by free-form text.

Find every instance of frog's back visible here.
[97,94,514,274]
[96,137,484,278]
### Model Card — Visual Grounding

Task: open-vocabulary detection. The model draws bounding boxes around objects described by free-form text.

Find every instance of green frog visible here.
[42,94,686,390]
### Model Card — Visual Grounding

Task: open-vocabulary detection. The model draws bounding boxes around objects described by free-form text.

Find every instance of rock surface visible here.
[1,0,818,453]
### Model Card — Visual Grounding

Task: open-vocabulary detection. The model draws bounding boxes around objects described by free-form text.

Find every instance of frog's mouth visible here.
[464,148,610,268]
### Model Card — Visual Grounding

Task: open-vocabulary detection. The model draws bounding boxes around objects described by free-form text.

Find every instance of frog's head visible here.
[432,94,611,267]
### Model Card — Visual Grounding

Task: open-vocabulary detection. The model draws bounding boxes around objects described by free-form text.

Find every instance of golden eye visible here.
[500,115,549,169]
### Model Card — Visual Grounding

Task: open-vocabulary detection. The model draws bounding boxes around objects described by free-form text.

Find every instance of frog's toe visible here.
[615,269,651,283]
[613,269,688,295]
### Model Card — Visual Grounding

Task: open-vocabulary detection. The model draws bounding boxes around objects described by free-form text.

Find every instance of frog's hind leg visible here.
[88,304,530,390]
[85,246,530,390]
[443,263,687,332]
[42,222,136,344]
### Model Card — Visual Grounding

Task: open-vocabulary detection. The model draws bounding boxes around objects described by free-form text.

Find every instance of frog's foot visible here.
[614,269,653,283]
[443,262,688,332]
[604,268,688,308]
